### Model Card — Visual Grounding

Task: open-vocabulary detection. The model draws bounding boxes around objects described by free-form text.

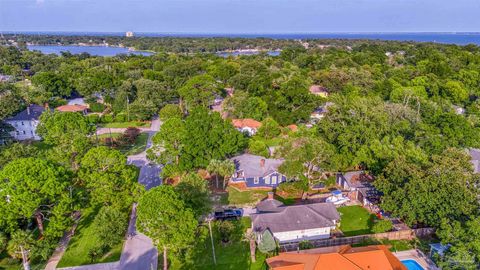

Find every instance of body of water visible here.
[27,45,154,56]
[13,32,480,45]
[217,50,281,57]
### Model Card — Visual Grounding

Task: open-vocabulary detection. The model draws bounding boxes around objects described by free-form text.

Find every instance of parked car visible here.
[214,208,243,221]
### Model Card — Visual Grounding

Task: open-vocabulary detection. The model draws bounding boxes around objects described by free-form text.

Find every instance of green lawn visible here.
[169,217,267,270]
[57,208,124,267]
[99,121,150,128]
[338,205,376,236]
[352,239,414,252]
[222,187,269,206]
[96,132,149,156]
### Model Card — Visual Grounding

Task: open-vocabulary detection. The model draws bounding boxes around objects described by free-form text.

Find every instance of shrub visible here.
[325,176,336,187]
[88,102,105,113]
[117,127,141,146]
[92,206,128,248]
[115,113,127,122]
[217,221,235,243]
[248,139,269,157]
[86,114,100,124]
[372,219,393,233]
[299,240,313,250]
[101,114,114,123]
[0,232,6,253]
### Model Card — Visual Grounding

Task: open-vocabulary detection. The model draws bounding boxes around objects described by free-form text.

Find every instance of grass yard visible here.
[222,186,269,206]
[57,208,124,267]
[338,205,377,236]
[352,239,414,252]
[96,132,149,156]
[169,217,266,270]
[99,121,150,128]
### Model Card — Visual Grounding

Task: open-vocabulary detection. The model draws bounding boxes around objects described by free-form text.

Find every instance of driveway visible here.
[119,117,162,270]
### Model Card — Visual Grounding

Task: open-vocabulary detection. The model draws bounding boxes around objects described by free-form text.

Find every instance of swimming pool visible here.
[401,259,425,270]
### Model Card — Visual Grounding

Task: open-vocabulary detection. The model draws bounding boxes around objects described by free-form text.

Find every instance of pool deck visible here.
[394,249,439,270]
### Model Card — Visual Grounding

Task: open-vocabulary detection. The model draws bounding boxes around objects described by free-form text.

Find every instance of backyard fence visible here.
[279,228,435,252]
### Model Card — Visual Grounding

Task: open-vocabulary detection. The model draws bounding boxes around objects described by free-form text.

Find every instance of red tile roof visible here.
[231,118,262,129]
[267,245,407,270]
[56,104,88,112]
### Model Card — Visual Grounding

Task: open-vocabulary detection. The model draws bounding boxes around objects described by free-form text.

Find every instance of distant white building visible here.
[4,105,46,141]
[126,31,134,37]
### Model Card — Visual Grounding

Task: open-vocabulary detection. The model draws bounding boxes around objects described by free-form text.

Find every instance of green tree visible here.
[159,104,183,121]
[175,173,211,219]
[181,107,246,169]
[257,230,276,254]
[136,185,197,270]
[31,71,72,97]
[93,206,128,248]
[257,117,281,139]
[79,147,142,210]
[178,74,220,112]
[0,143,39,169]
[148,117,186,167]
[0,158,71,236]
[248,139,269,158]
[207,159,235,189]
[372,219,393,233]
[441,80,469,104]
[223,91,267,120]
[7,230,34,270]
[37,111,94,169]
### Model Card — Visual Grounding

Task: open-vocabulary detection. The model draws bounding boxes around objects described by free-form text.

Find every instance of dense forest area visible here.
[1,37,480,269]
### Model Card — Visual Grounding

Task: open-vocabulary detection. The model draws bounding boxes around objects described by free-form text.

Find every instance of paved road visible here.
[119,117,162,270]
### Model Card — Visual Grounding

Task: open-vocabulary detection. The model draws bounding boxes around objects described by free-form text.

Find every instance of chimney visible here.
[26,105,30,115]
[267,192,274,200]
[260,159,265,168]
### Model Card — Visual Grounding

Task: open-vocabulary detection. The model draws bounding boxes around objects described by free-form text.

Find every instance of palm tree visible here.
[7,230,34,270]
[218,160,235,190]
[207,159,222,189]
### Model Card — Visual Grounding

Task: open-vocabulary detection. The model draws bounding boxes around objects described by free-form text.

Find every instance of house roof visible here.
[287,124,298,132]
[231,153,284,178]
[257,198,284,213]
[5,104,45,121]
[309,85,329,95]
[56,104,88,112]
[267,245,407,270]
[231,118,262,129]
[469,148,480,173]
[340,171,375,189]
[251,202,340,233]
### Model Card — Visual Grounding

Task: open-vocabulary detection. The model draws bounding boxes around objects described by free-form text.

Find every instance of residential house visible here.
[336,171,380,206]
[310,102,334,124]
[266,245,407,270]
[230,154,286,188]
[0,74,13,82]
[56,104,88,115]
[4,104,46,141]
[251,193,340,243]
[231,118,262,136]
[309,85,329,98]
[469,148,480,174]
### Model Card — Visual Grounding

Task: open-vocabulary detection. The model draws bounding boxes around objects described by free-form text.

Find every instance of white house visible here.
[4,104,46,141]
[251,193,340,243]
[231,118,262,136]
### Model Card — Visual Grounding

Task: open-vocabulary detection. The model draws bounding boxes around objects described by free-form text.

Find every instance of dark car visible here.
[214,208,243,221]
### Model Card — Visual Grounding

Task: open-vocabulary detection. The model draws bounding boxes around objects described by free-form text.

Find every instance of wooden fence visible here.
[279,228,435,252]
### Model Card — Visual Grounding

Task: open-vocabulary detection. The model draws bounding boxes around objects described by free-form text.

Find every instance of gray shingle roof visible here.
[251,202,340,233]
[257,198,284,213]
[231,154,284,178]
[5,105,45,121]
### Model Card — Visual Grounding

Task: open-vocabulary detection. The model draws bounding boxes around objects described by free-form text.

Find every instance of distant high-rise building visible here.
[126,31,134,37]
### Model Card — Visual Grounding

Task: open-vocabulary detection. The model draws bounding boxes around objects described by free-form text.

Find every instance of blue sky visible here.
[1,0,479,33]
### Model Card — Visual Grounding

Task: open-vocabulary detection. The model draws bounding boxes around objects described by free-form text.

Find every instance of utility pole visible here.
[20,246,30,270]
[127,96,130,122]
[208,218,217,265]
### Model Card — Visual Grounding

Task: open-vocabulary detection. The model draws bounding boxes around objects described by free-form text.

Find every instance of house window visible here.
[265,177,271,184]
[21,122,24,126]
[271,175,278,185]
[254,177,259,184]
[23,131,26,134]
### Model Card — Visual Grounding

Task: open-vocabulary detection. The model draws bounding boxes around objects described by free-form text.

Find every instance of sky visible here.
[1,0,480,33]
